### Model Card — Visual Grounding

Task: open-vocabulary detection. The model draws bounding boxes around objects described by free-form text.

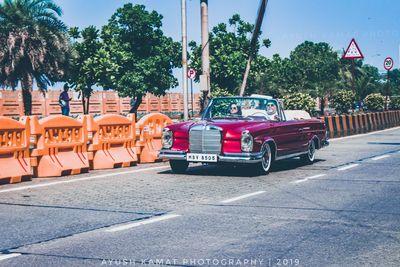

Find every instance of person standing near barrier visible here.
[59,84,72,116]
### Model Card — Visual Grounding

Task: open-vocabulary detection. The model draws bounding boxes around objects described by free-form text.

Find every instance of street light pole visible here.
[200,0,210,102]
[181,0,189,121]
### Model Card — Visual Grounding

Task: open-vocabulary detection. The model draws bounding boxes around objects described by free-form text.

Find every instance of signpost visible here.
[187,68,197,117]
[342,38,364,94]
[384,57,394,110]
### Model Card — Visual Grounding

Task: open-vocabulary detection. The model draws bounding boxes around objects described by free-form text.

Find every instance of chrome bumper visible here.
[159,150,263,163]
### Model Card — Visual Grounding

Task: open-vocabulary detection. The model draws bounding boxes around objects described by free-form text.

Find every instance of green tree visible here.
[364,93,385,112]
[255,54,292,98]
[331,90,356,114]
[0,0,70,115]
[189,14,270,96]
[282,92,316,114]
[96,4,181,113]
[67,26,101,114]
[288,41,340,111]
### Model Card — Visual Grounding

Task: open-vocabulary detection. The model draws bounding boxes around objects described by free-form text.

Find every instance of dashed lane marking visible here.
[104,214,181,233]
[221,191,266,204]
[371,155,391,161]
[292,174,326,184]
[338,164,360,171]
[0,166,170,194]
[0,253,21,261]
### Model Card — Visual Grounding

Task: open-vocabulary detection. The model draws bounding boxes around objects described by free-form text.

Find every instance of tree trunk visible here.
[81,94,86,114]
[129,94,143,122]
[86,96,90,114]
[21,73,33,115]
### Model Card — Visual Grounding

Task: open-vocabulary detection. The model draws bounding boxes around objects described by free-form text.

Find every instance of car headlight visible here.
[241,130,253,152]
[162,128,173,149]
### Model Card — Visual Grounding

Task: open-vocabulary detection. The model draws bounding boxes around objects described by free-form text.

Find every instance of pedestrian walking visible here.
[59,84,72,116]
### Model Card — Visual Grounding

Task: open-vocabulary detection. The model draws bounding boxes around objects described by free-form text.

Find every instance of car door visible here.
[267,103,305,157]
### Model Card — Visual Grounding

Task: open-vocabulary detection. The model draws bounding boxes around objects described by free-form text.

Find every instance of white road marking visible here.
[330,126,400,142]
[371,155,390,161]
[0,253,21,261]
[337,164,360,171]
[292,174,326,184]
[0,165,169,194]
[221,191,266,204]
[105,214,181,232]
[293,178,309,184]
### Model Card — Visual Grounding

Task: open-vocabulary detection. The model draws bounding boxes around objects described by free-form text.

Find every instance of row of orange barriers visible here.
[0,113,172,185]
[324,111,400,138]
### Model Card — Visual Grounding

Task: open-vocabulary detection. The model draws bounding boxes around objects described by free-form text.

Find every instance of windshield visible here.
[203,97,281,121]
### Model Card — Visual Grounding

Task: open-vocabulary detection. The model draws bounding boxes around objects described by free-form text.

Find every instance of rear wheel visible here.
[301,140,316,164]
[169,160,189,174]
[255,143,272,174]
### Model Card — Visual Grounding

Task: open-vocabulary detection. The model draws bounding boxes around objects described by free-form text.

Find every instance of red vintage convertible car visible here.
[159,95,329,174]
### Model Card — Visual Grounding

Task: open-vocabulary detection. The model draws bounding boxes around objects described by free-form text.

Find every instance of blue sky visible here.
[54,0,400,91]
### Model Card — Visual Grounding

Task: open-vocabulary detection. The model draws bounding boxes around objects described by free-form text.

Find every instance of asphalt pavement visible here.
[0,127,399,267]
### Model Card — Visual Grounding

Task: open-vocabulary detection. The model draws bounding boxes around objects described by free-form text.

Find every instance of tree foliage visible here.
[95,4,181,113]
[67,26,101,114]
[189,14,270,96]
[331,90,356,114]
[0,0,70,115]
[364,93,385,112]
[282,92,316,114]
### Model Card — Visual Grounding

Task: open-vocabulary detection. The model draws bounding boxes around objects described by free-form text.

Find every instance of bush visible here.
[364,93,385,111]
[331,90,356,114]
[389,97,400,110]
[282,92,316,114]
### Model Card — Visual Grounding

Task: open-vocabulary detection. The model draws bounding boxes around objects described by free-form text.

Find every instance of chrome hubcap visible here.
[308,141,315,161]
[261,145,271,171]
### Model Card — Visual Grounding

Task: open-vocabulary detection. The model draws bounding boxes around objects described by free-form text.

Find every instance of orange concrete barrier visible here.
[86,114,138,169]
[325,116,334,138]
[136,113,172,163]
[0,116,31,184]
[341,115,348,136]
[30,115,89,177]
[348,115,354,135]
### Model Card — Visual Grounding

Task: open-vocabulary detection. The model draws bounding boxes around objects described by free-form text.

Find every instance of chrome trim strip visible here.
[275,151,307,161]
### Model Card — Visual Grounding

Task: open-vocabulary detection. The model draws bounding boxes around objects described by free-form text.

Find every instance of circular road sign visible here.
[187,68,197,79]
[384,57,394,71]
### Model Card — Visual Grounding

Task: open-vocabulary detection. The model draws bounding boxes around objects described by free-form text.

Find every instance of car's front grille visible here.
[189,125,222,154]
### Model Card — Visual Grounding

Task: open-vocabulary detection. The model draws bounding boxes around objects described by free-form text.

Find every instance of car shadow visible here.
[159,158,326,177]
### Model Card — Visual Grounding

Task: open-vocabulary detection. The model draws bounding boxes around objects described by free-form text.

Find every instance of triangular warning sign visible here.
[342,38,364,59]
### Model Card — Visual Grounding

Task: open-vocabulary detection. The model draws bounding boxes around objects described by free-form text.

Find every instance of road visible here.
[0,127,399,267]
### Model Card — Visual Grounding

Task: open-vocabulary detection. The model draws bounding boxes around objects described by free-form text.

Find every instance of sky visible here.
[52,0,400,91]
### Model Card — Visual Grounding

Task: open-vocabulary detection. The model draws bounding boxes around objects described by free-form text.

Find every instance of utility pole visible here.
[200,0,210,104]
[239,0,268,96]
[181,0,189,121]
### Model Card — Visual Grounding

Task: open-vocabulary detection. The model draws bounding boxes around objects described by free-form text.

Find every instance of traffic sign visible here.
[384,57,394,71]
[342,38,364,59]
[187,68,197,79]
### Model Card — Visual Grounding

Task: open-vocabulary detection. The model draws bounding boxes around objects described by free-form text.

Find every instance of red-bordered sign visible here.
[384,57,394,71]
[342,38,364,59]
[187,68,197,79]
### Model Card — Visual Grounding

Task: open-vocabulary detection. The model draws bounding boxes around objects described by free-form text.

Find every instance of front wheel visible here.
[301,140,316,164]
[255,143,272,174]
[169,160,189,174]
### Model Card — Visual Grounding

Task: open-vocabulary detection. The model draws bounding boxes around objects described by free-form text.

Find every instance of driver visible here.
[228,103,242,115]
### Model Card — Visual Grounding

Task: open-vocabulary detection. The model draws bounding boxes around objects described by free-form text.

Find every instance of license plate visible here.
[187,153,218,162]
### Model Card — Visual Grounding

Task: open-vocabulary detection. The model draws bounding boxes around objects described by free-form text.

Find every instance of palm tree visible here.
[0,0,70,115]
